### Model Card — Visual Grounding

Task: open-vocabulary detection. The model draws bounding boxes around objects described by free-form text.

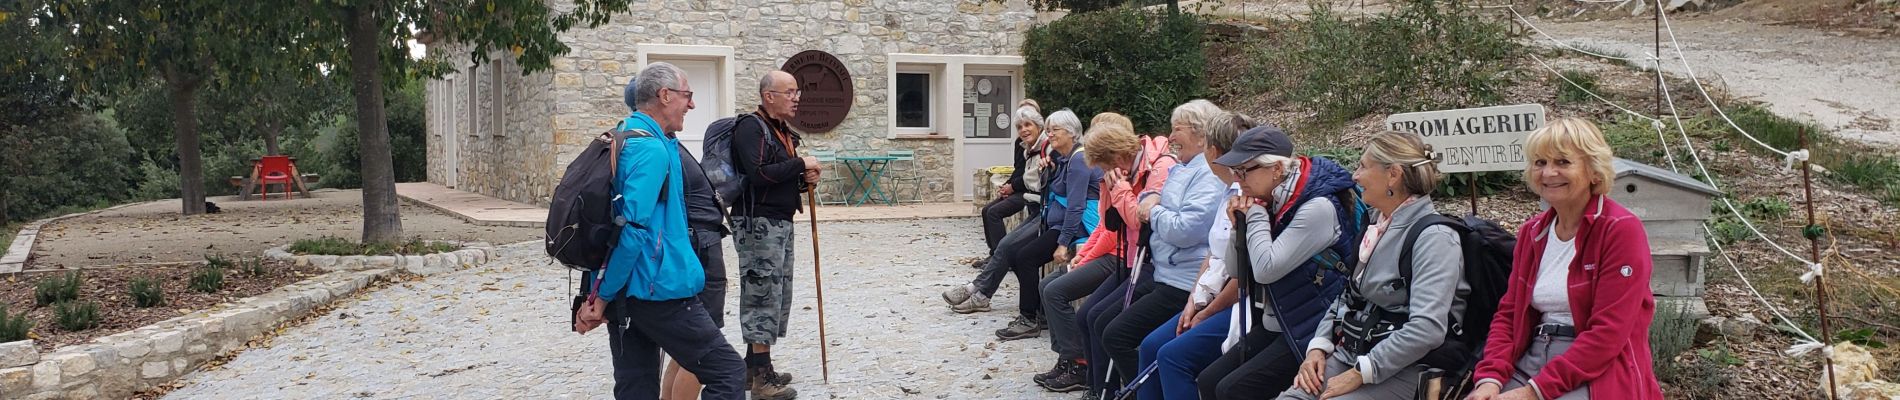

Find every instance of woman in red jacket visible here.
[1467,117,1663,400]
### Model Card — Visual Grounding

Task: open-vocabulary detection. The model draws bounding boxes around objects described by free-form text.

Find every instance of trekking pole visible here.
[805,190,831,383]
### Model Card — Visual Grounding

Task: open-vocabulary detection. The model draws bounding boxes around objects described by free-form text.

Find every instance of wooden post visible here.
[1655,0,1663,118]
[1799,128,1839,400]
[1468,172,1479,216]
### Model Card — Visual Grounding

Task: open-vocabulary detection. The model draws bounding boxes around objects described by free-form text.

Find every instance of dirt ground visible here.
[1535,10,1900,148]
[27,189,542,269]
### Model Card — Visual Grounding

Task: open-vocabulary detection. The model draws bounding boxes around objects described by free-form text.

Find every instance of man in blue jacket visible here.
[596,62,744,400]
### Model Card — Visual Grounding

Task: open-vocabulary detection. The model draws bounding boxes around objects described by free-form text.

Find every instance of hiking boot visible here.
[941,283,974,306]
[748,367,798,400]
[995,314,1046,341]
[1040,361,1088,393]
[950,294,992,314]
[1033,359,1076,385]
[763,369,793,386]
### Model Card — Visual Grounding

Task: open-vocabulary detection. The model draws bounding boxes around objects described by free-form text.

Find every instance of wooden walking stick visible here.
[805,190,831,383]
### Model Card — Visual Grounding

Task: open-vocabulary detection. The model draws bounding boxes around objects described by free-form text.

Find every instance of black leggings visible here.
[972,225,1059,317]
[1197,327,1300,400]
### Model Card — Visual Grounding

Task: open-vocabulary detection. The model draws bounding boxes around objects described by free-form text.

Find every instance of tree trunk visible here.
[167,71,207,216]
[263,118,283,155]
[345,1,402,243]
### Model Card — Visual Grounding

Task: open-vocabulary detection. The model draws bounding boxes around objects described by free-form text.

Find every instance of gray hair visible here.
[627,62,685,111]
[1046,109,1082,139]
[1170,99,1223,135]
[1204,112,1253,153]
[759,71,783,94]
[1015,104,1046,129]
[1249,154,1302,181]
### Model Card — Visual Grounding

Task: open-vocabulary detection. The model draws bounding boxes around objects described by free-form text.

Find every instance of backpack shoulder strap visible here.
[1396,213,1465,287]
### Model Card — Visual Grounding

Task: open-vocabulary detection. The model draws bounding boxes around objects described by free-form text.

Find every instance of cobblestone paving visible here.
[165,218,1082,399]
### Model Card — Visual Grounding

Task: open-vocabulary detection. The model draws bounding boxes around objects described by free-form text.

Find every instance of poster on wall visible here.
[963,75,1013,139]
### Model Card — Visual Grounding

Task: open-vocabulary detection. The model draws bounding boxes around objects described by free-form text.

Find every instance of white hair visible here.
[1015,105,1046,128]
[1248,154,1301,175]
[1170,99,1223,134]
[631,62,685,110]
[1047,109,1082,139]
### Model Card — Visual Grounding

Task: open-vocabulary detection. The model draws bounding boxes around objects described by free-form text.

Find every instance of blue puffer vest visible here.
[1255,155,1362,355]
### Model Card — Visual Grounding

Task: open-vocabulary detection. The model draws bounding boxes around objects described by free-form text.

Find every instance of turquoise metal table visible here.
[838,155,898,206]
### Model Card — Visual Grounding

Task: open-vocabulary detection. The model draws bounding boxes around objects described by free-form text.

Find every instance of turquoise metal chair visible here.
[884,150,924,203]
[809,150,848,205]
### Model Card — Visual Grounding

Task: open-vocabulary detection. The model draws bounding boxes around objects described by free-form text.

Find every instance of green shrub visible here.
[1599,117,1664,165]
[1556,70,1600,104]
[53,300,99,332]
[1250,0,1521,123]
[204,252,235,269]
[1306,147,1365,170]
[239,255,270,277]
[1024,7,1205,133]
[1725,104,1823,156]
[34,271,82,306]
[1708,215,1751,246]
[289,236,460,256]
[190,265,225,293]
[1435,171,1520,198]
[1833,155,1900,206]
[129,277,165,308]
[0,305,31,342]
[1740,197,1792,221]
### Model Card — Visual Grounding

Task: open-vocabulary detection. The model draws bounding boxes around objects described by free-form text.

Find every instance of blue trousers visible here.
[1137,308,1233,400]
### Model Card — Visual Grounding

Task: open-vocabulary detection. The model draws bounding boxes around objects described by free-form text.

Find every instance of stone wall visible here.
[0,269,391,399]
[431,0,1037,205]
[428,51,562,205]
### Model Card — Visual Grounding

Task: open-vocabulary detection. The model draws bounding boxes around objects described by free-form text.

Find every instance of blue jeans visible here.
[606,297,745,400]
[1138,308,1233,400]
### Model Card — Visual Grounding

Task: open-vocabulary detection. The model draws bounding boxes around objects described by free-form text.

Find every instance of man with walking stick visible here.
[730,70,821,400]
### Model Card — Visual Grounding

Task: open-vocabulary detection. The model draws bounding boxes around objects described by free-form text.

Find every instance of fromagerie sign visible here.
[1384,104,1547,174]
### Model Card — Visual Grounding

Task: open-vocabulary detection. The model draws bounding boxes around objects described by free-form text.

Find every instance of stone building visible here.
[424,0,1045,206]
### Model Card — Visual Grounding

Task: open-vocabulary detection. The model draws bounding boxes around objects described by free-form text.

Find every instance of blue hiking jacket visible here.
[595,112,704,301]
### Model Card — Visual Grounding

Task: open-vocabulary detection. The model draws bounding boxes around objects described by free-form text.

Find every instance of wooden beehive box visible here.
[1608,158,1722,300]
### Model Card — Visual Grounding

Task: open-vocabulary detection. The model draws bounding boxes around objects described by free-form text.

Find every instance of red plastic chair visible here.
[255,155,296,200]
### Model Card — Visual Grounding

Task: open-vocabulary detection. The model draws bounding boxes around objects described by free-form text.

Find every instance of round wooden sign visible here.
[779,50,855,133]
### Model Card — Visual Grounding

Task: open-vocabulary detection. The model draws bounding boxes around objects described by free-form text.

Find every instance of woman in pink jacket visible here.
[1467,118,1663,400]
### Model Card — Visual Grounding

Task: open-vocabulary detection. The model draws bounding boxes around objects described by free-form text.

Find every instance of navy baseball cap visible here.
[1213,125,1295,167]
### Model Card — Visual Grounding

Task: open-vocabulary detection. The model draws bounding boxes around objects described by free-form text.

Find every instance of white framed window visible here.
[893,64,941,136]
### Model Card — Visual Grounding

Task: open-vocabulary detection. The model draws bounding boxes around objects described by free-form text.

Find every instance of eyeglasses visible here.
[664,88,695,101]
[765,89,802,99]
[1229,164,1266,177]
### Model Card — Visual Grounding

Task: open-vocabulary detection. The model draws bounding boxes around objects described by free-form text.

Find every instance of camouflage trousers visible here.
[733,216,796,345]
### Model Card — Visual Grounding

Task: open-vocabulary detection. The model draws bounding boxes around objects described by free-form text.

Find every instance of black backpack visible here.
[545,126,653,272]
[700,114,768,206]
[1396,213,1517,399]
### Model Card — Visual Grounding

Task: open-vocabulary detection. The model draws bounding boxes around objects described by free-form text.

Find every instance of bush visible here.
[1024,7,1205,134]
[239,254,271,277]
[204,252,236,269]
[1556,70,1600,104]
[53,300,100,332]
[1436,171,1521,198]
[288,236,461,256]
[129,277,165,308]
[1250,0,1521,123]
[0,305,31,342]
[1725,104,1822,157]
[34,271,82,306]
[1740,197,1792,221]
[1833,155,1900,206]
[190,265,225,293]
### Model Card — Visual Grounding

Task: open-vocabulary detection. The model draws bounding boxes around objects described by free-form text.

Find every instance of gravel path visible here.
[1535,16,1900,147]
[164,218,1082,399]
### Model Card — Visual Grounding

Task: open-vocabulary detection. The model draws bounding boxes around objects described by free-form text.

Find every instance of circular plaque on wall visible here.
[779,50,855,133]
